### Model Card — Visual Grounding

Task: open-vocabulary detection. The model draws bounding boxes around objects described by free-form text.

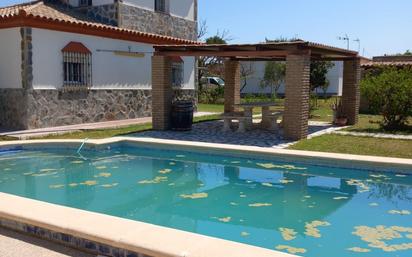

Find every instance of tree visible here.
[310,61,334,92]
[260,61,286,98]
[240,63,255,92]
[197,25,232,89]
[404,50,412,56]
[361,67,412,130]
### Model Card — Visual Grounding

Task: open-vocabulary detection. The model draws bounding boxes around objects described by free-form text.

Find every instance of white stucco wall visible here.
[123,0,195,21]
[0,28,22,89]
[241,61,343,96]
[31,28,195,90]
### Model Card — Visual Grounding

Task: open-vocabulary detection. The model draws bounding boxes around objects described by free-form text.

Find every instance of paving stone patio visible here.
[133,120,344,148]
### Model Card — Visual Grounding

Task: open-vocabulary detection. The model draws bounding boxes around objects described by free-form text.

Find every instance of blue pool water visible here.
[0,145,411,257]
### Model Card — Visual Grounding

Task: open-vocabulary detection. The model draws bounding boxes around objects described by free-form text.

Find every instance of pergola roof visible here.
[154,40,359,61]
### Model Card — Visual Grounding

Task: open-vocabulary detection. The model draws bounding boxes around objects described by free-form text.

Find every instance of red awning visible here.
[62,42,91,54]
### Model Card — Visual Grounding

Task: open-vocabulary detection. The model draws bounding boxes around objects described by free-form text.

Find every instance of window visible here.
[171,60,184,87]
[62,42,92,90]
[79,0,92,7]
[155,0,168,13]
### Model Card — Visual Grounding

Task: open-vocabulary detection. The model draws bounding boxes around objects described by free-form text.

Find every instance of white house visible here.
[0,0,198,129]
[241,61,344,96]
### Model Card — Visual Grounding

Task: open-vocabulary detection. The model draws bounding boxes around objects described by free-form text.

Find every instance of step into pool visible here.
[0,144,411,257]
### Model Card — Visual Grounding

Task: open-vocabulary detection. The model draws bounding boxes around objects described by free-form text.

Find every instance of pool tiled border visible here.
[0,137,411,257]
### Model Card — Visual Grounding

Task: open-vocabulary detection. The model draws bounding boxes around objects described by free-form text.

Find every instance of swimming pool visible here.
[0,142,411,257]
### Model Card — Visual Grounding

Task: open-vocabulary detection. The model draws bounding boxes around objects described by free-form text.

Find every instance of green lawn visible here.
[33,114,220,140]
[289,134,412,159]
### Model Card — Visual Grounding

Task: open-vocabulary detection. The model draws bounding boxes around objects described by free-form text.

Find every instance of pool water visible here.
[0,146,411,257]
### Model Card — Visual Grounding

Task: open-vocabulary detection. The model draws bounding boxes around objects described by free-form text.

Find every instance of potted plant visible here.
[330,98,347,126]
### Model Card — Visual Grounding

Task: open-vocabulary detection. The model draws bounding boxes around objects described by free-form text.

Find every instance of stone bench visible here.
[264,112,284,132]
[221,112,248,133]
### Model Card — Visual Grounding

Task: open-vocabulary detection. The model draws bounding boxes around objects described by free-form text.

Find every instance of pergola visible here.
[151,41,361,140]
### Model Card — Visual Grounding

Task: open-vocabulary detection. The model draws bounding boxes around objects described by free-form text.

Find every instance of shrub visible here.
[361,67,412,130]
[199,86,224,104]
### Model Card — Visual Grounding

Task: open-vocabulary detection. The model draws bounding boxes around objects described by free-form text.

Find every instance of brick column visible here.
[224,60,240,113]
[152,55,172,130]
[283,53,311,140]
[342,58,361,125]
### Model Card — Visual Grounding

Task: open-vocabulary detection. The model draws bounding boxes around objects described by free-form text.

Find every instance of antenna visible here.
[353,38,361,53]
[337,34,350,50]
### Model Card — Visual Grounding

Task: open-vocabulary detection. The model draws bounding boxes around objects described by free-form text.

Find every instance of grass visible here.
[33,114,220,140]
[289,134,412,159]
[343,115,412,135]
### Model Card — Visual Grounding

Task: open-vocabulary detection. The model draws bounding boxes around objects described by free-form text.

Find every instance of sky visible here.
[2,0,411,57]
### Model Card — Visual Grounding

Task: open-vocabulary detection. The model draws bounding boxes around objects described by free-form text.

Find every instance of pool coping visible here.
[0,137,411,257]
[0,137,411,169]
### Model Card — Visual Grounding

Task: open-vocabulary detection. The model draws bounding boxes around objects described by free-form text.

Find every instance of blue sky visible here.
[2,0,411,57]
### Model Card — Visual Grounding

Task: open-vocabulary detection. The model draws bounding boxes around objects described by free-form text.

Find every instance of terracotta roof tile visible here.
[362,61,412,68]
[0,1,200,45]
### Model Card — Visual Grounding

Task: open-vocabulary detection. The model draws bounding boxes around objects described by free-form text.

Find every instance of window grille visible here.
[62,42,92,91]
[155,0,167,13]
[172,62,184,87]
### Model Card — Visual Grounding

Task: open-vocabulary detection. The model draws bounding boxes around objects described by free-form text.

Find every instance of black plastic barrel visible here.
[171,101,194,131]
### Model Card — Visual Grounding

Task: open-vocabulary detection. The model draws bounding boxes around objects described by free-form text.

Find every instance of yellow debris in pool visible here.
[158,169,172,174]
[94,172,111,178]
[241,232,250,237]
[218,217,231,223]
[333,196,349,200]
[388,210,411,215]
[346,179,370,192]
[80,180,98,186]
[100,183,119,188]
[347,247,371,252]
[369,174,387,178]
[395,174,407,177]
[352,225,412,252]
[32,172,58,177]
[262,183,273,187]
[96,166,107,170]
[40,169,58,172]
[169,162,176,165]
[257,163,278,169]
[138,176,168,184]
[69,183,78,187]
[71,160,84,164]
[304,220,331,238]
[279,228,297,241]
[249,203,272,207]
[279,179,294,184]
[49,184,64,189]
[275,245,306,254]
[180,192,208,199]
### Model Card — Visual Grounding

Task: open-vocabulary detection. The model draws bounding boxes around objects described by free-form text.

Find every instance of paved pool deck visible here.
[0,227,94,257]
[133,120,344,148]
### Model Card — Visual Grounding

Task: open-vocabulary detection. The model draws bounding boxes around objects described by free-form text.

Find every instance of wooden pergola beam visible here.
[154,50,289,57]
